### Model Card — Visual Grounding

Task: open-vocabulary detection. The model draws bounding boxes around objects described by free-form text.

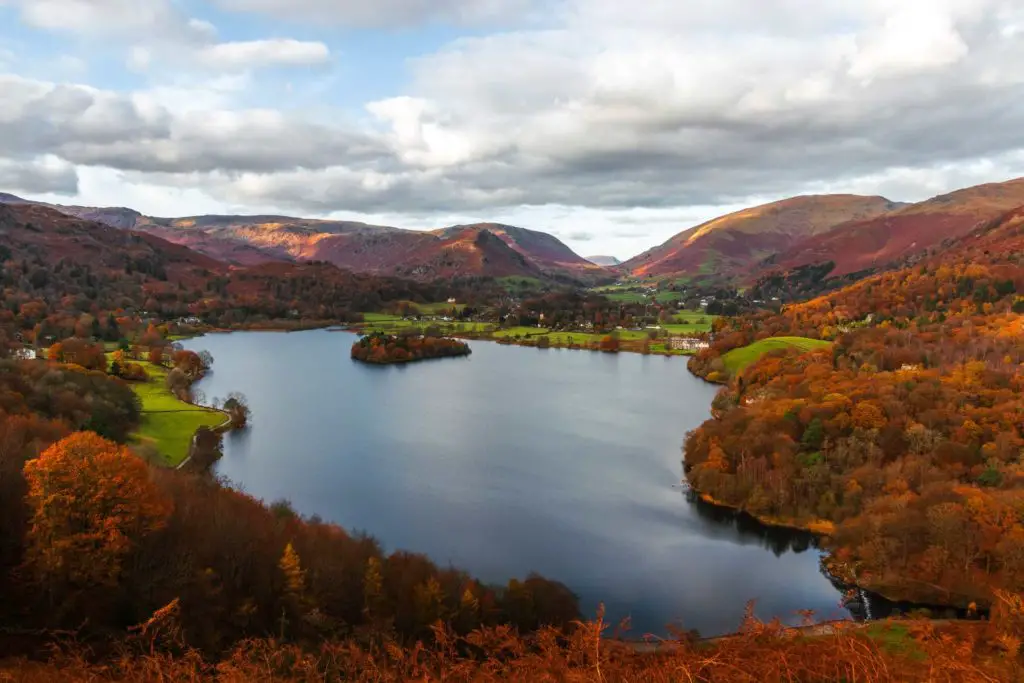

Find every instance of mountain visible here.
[768,177,1024,277]
[0,201,224,284]
[622,195,902,281]
[0,195,603,284]
[586,255,621,266]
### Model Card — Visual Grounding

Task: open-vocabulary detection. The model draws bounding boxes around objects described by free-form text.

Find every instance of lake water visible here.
[186,329,854,637]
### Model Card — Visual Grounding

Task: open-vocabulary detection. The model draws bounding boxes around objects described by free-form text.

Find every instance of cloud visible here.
[0,156,78,195]
[1,0,329,73]
[0,75,391,176]
[3,0,1024,260]
[195,39,331,70]
[848,7,969,82]
[210,0,540,27]
[6,0,210,42]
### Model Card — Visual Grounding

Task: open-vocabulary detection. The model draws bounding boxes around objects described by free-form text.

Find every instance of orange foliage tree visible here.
[23,432,172,590]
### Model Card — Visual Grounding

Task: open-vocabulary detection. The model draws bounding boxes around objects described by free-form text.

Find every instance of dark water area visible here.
[186,329,858,637]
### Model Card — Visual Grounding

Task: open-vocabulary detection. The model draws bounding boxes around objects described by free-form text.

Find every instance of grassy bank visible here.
[721,336,832,375]
[116,357,226,467]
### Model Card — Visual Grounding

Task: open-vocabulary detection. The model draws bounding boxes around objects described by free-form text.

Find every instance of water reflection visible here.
[186,330,860,636]
[685,491,818,557]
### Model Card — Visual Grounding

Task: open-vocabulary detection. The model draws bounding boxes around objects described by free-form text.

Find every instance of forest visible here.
[685,207,1024,610]
[351,332,472,364]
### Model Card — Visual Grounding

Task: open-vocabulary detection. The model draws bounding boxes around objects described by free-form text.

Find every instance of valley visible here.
[0,179,1022,681]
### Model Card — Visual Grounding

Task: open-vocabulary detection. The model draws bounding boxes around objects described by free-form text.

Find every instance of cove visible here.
[186,329,855,637]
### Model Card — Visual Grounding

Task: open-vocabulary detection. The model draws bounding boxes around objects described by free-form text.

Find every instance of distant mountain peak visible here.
[585,255,622,266]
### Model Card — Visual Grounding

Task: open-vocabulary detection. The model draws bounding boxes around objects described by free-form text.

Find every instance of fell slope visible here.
[0,195,601,283]
[0,202,224,284]
[770,177,1024,276]
[623,195,901,280]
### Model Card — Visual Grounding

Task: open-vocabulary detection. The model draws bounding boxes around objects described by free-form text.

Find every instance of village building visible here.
[669,337,710,352]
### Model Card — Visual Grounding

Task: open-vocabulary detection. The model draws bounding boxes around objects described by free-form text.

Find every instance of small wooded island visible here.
[351,332,472,364]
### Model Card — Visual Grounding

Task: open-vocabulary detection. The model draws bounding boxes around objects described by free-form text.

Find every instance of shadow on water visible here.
[684,490,819,557]
[687,490,979,625]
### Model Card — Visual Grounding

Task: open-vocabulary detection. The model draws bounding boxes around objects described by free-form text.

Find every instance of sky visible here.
[1,0,1024,259]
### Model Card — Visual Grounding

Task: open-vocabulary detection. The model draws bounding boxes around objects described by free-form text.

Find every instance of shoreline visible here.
[176,324,977,625]
[181,320,701,358]
[343,322,698,359]
[686,483,983,617]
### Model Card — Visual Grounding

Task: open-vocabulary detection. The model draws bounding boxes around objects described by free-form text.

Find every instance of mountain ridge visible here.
[768,177,1024,276]
[622,194,902,280]
[0,194,603,284]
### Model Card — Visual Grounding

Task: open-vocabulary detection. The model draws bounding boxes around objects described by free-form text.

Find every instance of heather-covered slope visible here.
[0,195,601,283]
[770,177,1024,276]
[623,195,900,280]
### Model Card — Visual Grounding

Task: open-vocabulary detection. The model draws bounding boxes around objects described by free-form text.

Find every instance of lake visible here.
[186,329,854,637]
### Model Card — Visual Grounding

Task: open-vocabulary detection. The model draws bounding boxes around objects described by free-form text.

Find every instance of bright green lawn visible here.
[493,326,549,338]
[360,312,403,322]
[361,320,494,334]
[671,309,717,322]
[603,290,649,303]
[112,355,225,467]
[721,337,832,375]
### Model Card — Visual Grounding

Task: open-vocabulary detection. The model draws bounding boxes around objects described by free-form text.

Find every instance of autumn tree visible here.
[22,433,172,596]
[148,345,166,366]
[223,392,251,427]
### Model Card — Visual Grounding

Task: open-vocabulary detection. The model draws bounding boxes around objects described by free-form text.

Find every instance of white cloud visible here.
[127,47,152,73]
[3,0,1024,258]
[9,0,209,42]
[196,39,331,70]
[3,0,330,74]
[848,7,969,82]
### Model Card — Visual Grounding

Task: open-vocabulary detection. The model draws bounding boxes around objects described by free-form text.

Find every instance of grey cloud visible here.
[5,1,1024,222]
[565,231,595,241]
[0,158,78,195]
[212,0,539,27]
[0,77,170,157]
[0,76,393,175]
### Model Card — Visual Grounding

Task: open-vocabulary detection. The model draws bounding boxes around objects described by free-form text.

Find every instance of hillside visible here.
[0,195,603,284]
[769,177,1024,277]
[685,203,1024,611]
[0,203,500,328]
[0,202,224,284]
[623,195,901,281]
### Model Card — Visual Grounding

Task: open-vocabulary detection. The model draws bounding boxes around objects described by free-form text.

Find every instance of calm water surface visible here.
[186,330,852,636]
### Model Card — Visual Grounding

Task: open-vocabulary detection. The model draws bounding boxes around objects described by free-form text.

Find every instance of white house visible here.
[669,337,710,352]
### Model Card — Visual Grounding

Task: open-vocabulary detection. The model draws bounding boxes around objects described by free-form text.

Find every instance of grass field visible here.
[721,337,832,375]
[360,312,403,323]
[112,355,226,467]
[499,276,547,293]
[359,319,495,335]
[492,326,549,338]
[391,301,466,315]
